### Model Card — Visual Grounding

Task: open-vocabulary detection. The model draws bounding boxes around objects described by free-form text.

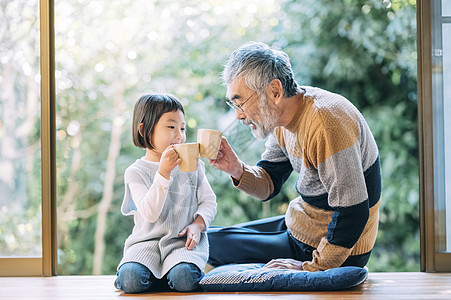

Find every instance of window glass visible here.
[432,1,451,253]
[443,0,451,16]
[54,0,420,274]
[443,23,451,251]
[0,0,42,256]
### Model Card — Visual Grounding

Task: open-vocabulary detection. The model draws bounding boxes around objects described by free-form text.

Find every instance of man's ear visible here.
[138,123,144,137]
[268,79,283,105]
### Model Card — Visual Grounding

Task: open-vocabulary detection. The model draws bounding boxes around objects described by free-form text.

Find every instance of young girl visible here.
[115,93,217,293]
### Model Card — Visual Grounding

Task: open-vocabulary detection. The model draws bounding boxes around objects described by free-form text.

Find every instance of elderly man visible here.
[207,42,381,272]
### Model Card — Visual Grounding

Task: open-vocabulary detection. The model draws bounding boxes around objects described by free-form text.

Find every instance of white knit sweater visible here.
[118,158,217,278]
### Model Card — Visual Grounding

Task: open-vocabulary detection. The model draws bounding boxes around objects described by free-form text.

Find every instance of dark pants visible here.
[207,215,371,268]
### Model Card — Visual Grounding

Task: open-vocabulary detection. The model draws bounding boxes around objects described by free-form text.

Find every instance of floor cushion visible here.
[199,263,368,292]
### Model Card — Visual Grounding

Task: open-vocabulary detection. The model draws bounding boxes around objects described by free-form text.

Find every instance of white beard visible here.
[246,95,279,140]
[250,121,271,140]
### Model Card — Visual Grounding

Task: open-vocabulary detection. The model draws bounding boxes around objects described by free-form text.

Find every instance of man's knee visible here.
[206,229,227,267]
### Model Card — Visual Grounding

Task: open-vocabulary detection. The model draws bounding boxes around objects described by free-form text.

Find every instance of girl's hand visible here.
[178,216,205,250]
[158,145,181,179]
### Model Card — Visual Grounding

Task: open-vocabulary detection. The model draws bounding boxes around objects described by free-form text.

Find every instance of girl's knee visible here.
[116,263,152,294]
[167,263,202,292]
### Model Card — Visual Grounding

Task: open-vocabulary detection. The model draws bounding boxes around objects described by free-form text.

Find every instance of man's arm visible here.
[256,159,293,200]
[232,159,293,200]
[210,135,292,200]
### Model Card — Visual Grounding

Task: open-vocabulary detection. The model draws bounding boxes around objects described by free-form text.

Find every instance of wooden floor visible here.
[1,272,451,299]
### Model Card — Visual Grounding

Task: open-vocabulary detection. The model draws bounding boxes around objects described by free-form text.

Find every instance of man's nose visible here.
[235,109,246,120]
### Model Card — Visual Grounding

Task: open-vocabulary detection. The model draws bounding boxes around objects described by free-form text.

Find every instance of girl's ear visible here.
[138,123,144,137]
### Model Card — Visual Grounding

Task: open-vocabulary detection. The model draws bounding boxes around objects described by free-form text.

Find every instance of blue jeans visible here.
[207,215,371,268]
[115,262,202,293]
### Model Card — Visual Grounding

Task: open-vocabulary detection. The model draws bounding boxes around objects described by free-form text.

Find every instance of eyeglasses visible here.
[225,92,256,112]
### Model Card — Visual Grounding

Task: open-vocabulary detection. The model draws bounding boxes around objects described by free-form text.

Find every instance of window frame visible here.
[418,0,451,272]
[40,0,58,276]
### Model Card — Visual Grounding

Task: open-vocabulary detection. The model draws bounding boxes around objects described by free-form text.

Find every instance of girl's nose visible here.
[176,129,184,140]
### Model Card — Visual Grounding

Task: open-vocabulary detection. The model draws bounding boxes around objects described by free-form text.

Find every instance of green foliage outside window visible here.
[0,0,418,274]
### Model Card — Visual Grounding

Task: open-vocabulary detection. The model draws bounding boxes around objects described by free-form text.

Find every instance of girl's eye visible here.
[181,128,186,131]
[168,126,175,129]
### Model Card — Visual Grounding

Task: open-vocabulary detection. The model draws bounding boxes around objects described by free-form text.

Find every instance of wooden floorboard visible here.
[1,272,451,299]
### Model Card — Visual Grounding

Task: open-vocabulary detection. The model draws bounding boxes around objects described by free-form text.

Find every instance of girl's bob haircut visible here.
[132,93,184,149]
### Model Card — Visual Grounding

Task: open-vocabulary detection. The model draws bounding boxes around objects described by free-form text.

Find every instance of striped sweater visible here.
[234,86,381,272]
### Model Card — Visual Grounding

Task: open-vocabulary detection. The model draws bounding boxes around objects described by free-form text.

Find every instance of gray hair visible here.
[222,42,298,98]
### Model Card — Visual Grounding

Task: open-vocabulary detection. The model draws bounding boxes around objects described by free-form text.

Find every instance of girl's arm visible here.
[194,175,217,229]
[128,172,172,222]
[179,173,217,250]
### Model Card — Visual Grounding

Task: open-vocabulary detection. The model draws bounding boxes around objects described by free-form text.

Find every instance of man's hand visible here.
[178,216,205,250]
[208,137,244,181]
[263,258,304,270]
